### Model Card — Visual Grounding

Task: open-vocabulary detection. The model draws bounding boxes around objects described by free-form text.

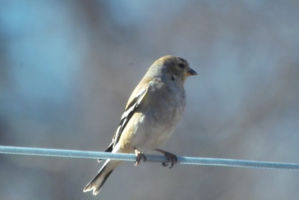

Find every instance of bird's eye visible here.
[179,63,185,69]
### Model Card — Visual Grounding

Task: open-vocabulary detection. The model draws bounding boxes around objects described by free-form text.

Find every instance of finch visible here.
[83,55,197,195]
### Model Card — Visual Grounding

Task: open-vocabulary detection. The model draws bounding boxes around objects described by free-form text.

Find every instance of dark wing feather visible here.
[98,88,147,162]
[113,88,147,148]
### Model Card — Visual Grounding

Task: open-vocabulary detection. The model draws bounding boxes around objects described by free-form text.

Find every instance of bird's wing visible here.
[101,87,148,157]
[113,87,147,147]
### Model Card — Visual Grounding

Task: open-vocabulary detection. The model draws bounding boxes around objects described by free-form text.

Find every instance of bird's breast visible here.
[129,84,186,152]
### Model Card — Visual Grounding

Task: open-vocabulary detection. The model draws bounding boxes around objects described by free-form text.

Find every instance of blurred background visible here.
[1,0,299,199]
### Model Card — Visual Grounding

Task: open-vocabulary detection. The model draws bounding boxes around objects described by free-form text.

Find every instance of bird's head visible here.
[155,55,197,83]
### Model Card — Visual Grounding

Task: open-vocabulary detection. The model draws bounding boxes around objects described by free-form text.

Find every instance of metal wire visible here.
[1,145,299,170]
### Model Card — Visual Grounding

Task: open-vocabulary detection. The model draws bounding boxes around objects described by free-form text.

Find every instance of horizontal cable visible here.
[0,145,299,170]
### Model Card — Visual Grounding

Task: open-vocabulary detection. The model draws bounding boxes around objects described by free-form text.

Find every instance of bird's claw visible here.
[134,149,146,166]
[161,151,177,169]
[155,149,177,169]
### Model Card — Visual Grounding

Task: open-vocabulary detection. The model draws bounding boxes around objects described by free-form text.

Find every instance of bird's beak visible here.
[186,68,197,76]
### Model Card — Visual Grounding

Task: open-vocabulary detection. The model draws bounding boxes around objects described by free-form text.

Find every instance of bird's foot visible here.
[134,149,147,166]
[155,149,177,169]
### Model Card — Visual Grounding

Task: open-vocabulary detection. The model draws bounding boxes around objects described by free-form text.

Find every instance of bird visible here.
[83,55,197,195]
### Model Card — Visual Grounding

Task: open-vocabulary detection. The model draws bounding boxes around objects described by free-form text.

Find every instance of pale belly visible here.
[118,103,184,153]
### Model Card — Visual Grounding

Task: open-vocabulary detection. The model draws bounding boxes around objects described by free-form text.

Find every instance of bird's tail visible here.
[83,159,122,195]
